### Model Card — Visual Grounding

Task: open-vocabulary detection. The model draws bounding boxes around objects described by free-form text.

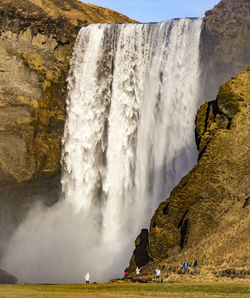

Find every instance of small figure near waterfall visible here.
[124,267,129,279]
[193,260,198,273]
[136,267,140,278]
[155,268,161,280]
[183,262,189,273]
[85,272,90,284]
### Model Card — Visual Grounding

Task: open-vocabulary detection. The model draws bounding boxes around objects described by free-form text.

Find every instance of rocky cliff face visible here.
[200,0,250,99]
[0,0,136,253]
[129,67,250,280]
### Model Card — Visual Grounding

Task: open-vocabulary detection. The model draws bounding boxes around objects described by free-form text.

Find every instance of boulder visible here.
[0,269,17,284]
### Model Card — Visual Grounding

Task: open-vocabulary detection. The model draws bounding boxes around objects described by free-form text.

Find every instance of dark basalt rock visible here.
[128,229,150,273]
[134,229,150,268]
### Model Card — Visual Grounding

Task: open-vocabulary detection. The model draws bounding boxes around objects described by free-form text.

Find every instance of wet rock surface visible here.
[0,269,17,284]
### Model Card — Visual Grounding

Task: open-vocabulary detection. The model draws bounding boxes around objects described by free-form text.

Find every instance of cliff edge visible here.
[129,66,250,280]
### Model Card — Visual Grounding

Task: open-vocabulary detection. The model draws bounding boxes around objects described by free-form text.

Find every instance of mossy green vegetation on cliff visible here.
[130,67,250,281]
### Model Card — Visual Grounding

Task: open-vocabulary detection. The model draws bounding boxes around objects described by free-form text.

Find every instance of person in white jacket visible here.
[85,272,90,284]
[136,267,140,278]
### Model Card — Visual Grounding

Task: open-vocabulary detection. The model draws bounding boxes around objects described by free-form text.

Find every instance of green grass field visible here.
[0,282,249,297]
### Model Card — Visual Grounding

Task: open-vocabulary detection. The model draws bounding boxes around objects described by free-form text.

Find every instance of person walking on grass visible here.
[155,268,161,280]
[136,267,140,278]
[124,267,129,279]
[183,262,189,273]
[85,272,90,284]
[193,260,198,273]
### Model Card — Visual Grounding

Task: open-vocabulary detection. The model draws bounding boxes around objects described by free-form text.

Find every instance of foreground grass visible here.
[0,282,249,298]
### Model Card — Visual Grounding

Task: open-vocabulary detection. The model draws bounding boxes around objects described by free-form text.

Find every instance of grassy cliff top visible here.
[1,0,137,27]
[29,0,137,25]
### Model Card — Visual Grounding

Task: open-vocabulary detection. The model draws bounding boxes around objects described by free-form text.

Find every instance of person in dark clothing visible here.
[193,260,198,273]
[124,267,129,279]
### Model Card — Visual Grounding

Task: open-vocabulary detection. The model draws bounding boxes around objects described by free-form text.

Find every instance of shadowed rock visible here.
[0,269,17,284]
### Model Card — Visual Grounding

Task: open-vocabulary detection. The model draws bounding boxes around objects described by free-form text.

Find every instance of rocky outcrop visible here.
[200,0,250,99]
[0,0,136,254]
[129,67,250,278]
[0,269,17,284]
[129,229,150,273]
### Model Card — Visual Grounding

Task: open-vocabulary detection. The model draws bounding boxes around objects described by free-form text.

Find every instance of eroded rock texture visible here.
[200,0,250,99]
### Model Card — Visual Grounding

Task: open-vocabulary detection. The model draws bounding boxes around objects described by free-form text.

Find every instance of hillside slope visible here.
[28,0,136,26]
[129,67,250,280]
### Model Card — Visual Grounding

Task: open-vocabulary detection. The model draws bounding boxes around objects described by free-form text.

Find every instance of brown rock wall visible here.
[200,0,250,99]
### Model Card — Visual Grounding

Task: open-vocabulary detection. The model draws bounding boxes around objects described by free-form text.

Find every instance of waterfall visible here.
[0,18,203,283]
[62,18,202,242]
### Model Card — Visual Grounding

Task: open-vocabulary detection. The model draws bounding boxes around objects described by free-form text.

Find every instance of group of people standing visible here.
[84,260,198,284]
[124,267,140,279]
[125,260,198,281]
[183,260,198,273]
[154,260,198,281]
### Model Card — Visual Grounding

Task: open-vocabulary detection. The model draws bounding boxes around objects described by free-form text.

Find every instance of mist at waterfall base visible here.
[1,19,203,283]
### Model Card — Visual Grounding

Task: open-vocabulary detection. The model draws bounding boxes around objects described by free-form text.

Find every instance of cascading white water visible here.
[0,18,203,283]
[62,18,202,241]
